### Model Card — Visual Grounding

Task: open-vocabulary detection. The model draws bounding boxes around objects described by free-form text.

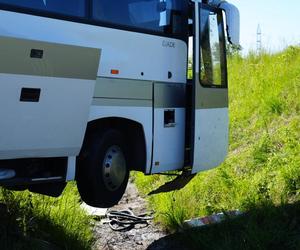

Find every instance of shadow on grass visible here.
[0,203,91,250]
[148,202,300,250]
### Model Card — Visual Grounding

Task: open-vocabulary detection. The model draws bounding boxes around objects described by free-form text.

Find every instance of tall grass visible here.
[0,183,93,250]
[135,46,300,231]
[154,202,300,250]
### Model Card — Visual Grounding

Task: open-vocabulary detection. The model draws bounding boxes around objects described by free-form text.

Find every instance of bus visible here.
[0,0,239,207]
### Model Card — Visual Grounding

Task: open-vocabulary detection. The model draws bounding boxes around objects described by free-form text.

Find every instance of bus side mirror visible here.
[219,2,240,46]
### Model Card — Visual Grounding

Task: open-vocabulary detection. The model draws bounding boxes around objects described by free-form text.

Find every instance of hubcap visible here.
[102,146,126,191]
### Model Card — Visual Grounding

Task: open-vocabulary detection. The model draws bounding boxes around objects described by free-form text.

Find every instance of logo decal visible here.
[162,41,175,48]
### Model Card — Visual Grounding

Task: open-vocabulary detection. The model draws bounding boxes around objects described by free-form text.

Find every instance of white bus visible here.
[0,0,239,207]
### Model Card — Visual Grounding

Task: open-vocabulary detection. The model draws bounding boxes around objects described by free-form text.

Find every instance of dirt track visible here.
[92,181,188,250]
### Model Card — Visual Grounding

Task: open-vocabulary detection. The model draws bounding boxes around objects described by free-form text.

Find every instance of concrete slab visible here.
[81,203,108,217]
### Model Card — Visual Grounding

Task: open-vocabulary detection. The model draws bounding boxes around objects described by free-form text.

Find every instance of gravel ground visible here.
[92,180,189,250]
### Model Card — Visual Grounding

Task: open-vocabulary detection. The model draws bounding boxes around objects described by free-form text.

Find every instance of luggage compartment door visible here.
[0,37,100,159]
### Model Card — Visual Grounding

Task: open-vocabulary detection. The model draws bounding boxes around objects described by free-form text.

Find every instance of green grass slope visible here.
[148,202,300,250]
[135,46,300,236]
[0,183,93,250]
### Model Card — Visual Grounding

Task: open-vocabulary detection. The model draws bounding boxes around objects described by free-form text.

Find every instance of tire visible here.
[76,129,129,208]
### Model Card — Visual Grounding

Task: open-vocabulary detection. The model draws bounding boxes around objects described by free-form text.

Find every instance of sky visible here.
[229,0,300,54]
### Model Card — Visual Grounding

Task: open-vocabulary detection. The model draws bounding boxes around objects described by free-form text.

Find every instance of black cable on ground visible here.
[106,209,153,231]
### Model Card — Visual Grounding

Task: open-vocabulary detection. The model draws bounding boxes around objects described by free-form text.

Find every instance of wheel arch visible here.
[80,117,147,173]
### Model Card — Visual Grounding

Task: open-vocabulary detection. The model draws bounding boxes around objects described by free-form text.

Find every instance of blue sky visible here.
[229,0,300,53]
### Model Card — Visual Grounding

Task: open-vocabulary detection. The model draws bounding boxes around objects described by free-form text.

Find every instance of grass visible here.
[135,46,300,241]
[0,183,93,250]
[152,202,300,250]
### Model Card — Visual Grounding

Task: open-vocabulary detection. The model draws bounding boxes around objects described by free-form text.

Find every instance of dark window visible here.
[200,7,227,87]
[92,0,188,37]
[0,0,86,17]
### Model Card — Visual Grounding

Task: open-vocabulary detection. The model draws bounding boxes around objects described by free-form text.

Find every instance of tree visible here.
[227,44,242,57]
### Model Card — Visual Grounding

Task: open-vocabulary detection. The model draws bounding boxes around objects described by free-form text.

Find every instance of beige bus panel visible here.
[0,37,100,159]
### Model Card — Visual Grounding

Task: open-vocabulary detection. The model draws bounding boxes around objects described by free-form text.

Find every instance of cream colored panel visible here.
[151,108,185,173]
[192,108,229,174]
[0,36,100,80]
[92,98,151,107]
[0,10,187,83]
[0,74,96,159]
[94,78,152,100]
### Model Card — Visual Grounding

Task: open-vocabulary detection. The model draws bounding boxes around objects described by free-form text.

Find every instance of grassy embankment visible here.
[0,183,93,250]
[135,47,300,248]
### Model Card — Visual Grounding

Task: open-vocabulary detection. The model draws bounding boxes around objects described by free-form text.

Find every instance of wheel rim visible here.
[102,145,127,191]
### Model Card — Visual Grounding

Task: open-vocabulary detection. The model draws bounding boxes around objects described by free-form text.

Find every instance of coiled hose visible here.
[106,209,153,231]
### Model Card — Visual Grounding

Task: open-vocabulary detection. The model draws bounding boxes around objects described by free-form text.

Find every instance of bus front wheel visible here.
[76,129,129,208]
